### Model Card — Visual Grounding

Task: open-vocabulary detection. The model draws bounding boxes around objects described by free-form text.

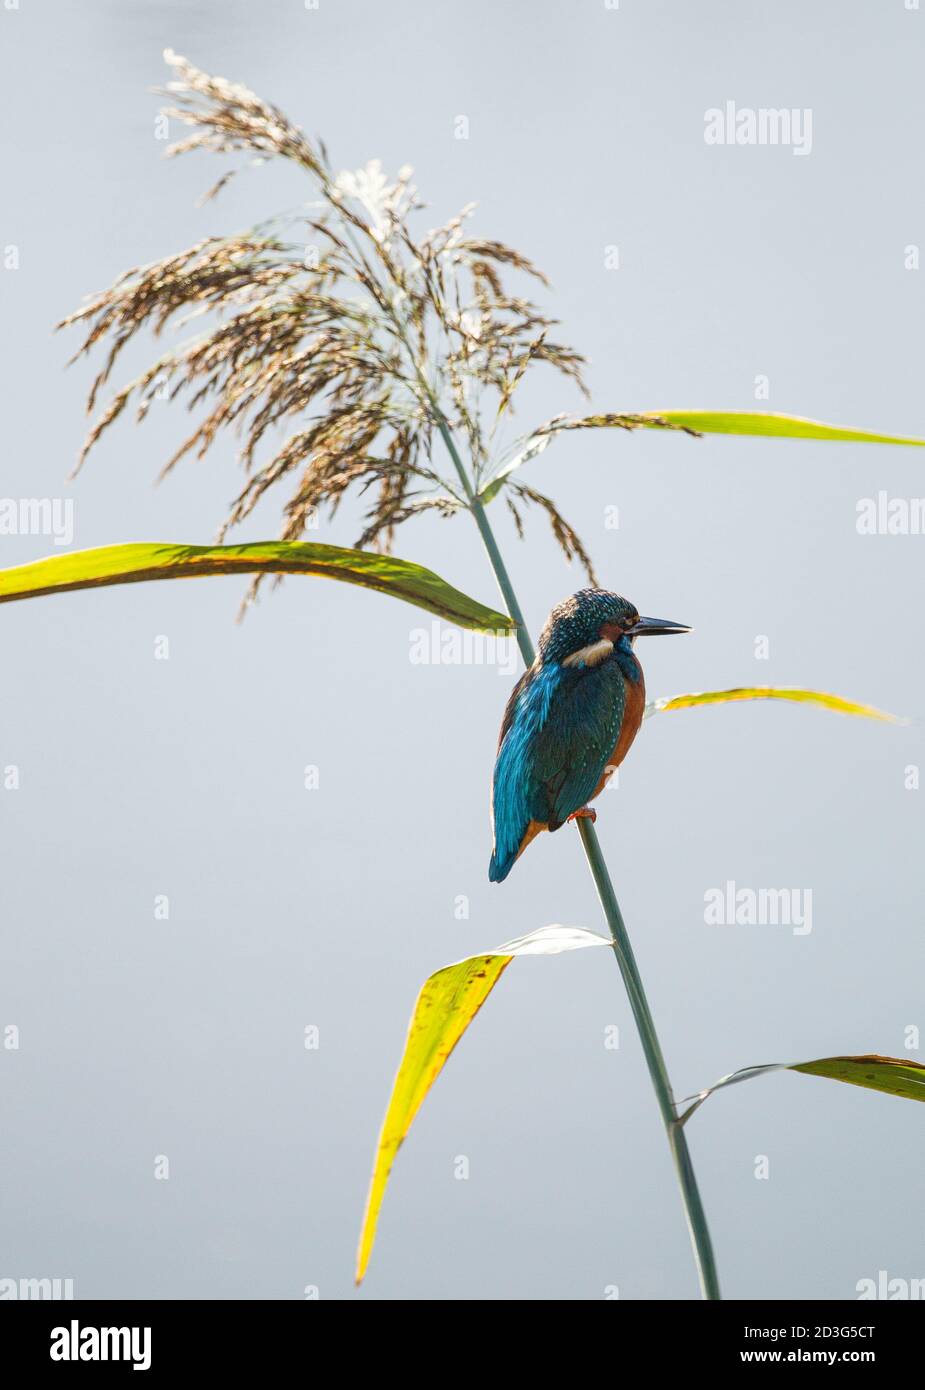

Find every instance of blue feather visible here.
[489,664,562,882]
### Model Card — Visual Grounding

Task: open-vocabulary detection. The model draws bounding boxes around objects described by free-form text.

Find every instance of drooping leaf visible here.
[355,925,610,1284]
[540,409,925,447]
[679,1055,925,1125]
[479,410,925,499]
[793,1056,925,1098]
[0,541,516,632]
[638,410,925,445]
[645,686,903,725]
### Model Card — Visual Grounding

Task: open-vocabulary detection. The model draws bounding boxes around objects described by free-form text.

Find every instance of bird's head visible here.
[537,588,691,667]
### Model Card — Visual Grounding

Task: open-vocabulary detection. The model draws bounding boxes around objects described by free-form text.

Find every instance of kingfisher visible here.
[489,589,691,882]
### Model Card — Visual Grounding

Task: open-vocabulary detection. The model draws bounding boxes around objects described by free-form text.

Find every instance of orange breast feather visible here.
[592,669,646,799]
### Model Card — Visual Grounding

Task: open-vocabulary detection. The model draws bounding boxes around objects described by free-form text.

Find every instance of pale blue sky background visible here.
[1,0,923,1299]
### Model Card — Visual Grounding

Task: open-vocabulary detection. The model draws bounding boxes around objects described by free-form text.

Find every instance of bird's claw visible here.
[567,806,597,824]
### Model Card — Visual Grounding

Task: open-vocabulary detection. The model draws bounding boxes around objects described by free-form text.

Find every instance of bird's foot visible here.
[567,805,597,824]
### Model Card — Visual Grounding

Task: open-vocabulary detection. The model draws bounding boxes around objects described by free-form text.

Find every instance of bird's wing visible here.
[491,662,626,875]
[491,665,559,876]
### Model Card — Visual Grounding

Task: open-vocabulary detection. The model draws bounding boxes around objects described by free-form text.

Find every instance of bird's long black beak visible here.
[626,615,692,637]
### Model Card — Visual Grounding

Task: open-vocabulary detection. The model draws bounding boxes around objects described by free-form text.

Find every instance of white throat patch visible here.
[562,637,614,669]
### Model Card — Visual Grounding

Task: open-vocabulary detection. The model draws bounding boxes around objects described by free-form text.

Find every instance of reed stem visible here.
[434,408,722,1301]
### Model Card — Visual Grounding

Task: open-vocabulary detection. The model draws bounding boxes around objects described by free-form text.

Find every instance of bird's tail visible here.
[488,848,515,883]
[489,819,545,883]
